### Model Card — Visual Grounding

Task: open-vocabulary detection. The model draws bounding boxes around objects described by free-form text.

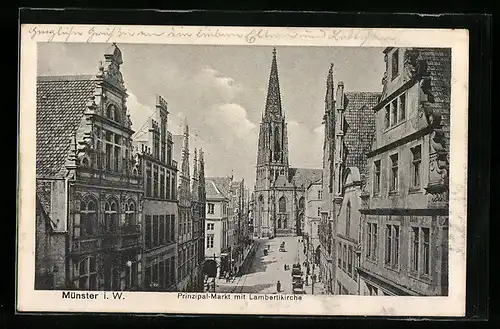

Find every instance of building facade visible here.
[133,95,178,291]
[358,47,451,296]
[305,179,322,267]
[317,64,381,294]
[330,86,379,295]
[204,177,231,278]
[174,125,206,292]
[36,43,144,291]
[254,48,322,238]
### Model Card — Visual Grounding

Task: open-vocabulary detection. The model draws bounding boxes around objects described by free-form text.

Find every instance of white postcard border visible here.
[18,24,469,316]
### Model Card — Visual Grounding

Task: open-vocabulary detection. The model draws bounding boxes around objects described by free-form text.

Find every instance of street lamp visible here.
[126,260,132,290]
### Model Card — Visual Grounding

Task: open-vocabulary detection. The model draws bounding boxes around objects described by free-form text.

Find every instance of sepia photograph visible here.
[18,24,468,316]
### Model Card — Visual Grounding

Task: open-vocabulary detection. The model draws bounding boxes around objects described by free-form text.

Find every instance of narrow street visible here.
[215,236,312,294]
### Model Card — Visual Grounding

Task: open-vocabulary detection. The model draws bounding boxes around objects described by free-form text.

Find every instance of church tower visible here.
[255,48,290,190]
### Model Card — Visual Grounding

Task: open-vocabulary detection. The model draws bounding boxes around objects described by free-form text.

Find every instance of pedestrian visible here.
[284,264,286,271]
[276,280,281,293]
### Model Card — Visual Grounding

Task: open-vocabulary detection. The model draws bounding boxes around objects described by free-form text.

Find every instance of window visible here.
[167,143,172,165]
[207,223,215,230]
[390,154,399,192]
[146,164,152,197]
[170,215,175,242]
[104,200,118,230]
[348,246,353,276]
[145,215,152,249]
[170,257,175,285]
[153,166,159,198]
[317,207,321,216]
[171,176,175,199]
[373,160,381,194]
[159,215,165,245]
[78,256,98,290]
[114,147,120,173]
[207,203,215,214]
[385,224,400,268]
[411,145,422,188]
[399,93,406,121]
[160,169,165,199]
[79,199,97,236]
[166,171,171,199]
[106,144,113,171]
[279,197,286,213]
[410,226,431,277]
[391,99,398,126]
[153,134,160,159]
[422,228,430,275]
[391,49,399,79]
[337,242,342,267]
[153,215,159,247]
[342,244,347,270]
[368,284,378,296]
[346,201,351,237]
[317,190,322,199]
[366,222,378,261]
[384,105,390,129]
[165,258,171,288]
[125,201,136,226]
[159,260,165,289]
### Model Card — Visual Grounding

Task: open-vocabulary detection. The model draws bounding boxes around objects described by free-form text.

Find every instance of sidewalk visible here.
[297,239,327,295]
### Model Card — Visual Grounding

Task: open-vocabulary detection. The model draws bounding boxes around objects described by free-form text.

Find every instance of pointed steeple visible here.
[264,47,283,118]
[198,148,206,201]
[325,63,335,112]
[181,122,190,179]
[191,148,199,202]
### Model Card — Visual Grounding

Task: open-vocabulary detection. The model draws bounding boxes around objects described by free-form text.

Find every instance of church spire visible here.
[264,47,283,118]
[325,63,335,112]
[181,121,190,179]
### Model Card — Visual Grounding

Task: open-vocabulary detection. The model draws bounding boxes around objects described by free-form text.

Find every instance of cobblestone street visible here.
[214,236,326,295]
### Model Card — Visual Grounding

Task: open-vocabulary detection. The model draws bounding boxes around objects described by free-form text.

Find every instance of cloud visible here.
[127,93,155,137]
[287,121,323,169]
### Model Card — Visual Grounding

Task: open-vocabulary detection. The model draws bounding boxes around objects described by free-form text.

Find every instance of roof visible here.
[289,168,323,188]
[36,75,97,178]
[36,180,52,216]
[205,177,232,199]
[418,48,451,151]
[343,92,381,174]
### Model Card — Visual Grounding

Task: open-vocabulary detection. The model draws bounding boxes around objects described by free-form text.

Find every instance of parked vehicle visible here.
[293,287,305,294]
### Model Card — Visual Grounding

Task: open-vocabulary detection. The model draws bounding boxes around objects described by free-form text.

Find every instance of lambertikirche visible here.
[253,48,322,238]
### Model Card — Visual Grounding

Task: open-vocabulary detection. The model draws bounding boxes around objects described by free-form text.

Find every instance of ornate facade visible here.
[254,48,322,238]
[174,125,206,292]
[36,44,144,291]
[358,47,451,296]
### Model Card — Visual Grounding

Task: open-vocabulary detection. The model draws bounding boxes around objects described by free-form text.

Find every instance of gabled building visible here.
[253,48,322,238]
[317,64,381,294]
[358,47,451,296]
[133,95,178,291]
[204,177,232,278]
[36,43,143,291]
[173,124,205,292]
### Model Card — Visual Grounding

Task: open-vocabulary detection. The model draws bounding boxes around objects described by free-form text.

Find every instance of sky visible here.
[38,43,386,188]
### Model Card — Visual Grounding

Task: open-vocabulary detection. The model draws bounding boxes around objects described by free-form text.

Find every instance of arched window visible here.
[78,256,97,290]
[346,201,351,237]
[279,196,286,213]
[104,199,119,230]
[81,157,90,168]
[80,198,97,236]
[298,197,305,211]
[274,127,281,161]
[106,104,120,122]
[125,201,136,226]
[283,217,288,229]
[277,218,282,229]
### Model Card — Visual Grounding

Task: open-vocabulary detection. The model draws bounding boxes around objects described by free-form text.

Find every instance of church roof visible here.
[289,168,323,188]
[36,75,97,178]
[343,92,381,174]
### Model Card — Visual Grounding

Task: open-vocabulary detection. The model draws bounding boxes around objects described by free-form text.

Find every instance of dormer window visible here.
[391,49,400,80]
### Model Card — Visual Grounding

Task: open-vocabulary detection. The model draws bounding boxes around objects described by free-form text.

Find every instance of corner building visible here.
[254,48,322,238]
[358,47,451,296]
[36,44,143,291]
